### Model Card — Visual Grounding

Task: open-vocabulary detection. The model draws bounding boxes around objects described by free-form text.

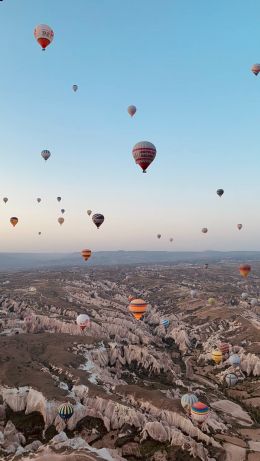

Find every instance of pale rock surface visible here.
[211,400,253,426]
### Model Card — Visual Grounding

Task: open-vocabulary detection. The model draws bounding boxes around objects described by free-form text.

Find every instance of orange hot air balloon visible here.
[81,249,92,262]
[129,298,148,320]
[239,264,251,278]
[10,217,18,227]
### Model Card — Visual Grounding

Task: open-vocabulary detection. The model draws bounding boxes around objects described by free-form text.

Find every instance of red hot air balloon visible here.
[132,141,156,173]
[34,24,54,51]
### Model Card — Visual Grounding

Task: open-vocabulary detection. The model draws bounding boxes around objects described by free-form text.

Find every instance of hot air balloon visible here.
[219,342,230,355]
[129,298,148,320]
[72,85,78,92]
[57,197,61,202]
[229,354,241,367]
[201,228,208,234]
[132,141,156,173]
[251,298,258,307]
[225,373,238,387]
[81,249,92,262]
[191,402,209,423]
[61,209,65,214]
[37,198,41,203]
[230,297,239,306]
[212,349,223,364]
[87,210,92,216]
[58,403,74,421]
[217,189,224,197]
[127,105,137,117]
[76,314,90,331]
[237,224,243,231]
[170,238,173,242]
[157,234,161,239]
[92,213,104,229]
[3,197,8,204]
[58,217,64,226]
[41,150,51,161]
[161,319,170,329]
[241,292,248,300]
[251,64,260,76]
[204,263,209,269]
[181,394,198,413]
[207,297,215,305]
[239,264,251,278]
[10,217,18,227]
[34,24,54,51]
[38,232,41,236]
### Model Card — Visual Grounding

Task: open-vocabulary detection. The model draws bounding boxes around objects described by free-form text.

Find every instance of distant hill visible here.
[0,250,260,271]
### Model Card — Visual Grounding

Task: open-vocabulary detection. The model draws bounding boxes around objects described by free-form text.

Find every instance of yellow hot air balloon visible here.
[10,217,18,227]
[212,349,223,364]
[129,298,148,320]
[207,297,215,306]
[81,249,92,261]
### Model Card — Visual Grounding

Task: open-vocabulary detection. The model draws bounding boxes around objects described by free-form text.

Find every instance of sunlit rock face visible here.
[0,263,260,460]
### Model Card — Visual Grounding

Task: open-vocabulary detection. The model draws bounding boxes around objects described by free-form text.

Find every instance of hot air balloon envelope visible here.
[34,24,54,50]
[132,141,156,173]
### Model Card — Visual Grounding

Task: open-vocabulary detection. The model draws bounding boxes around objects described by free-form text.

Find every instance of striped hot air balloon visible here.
[132,141,156,173]
[81,249,92,262]
[58,403,74,421]
[129,298,148,320]
[181,394,198,412]
[225,373,238,387]
[239,264,251,278]
[212,349,223,364]
[219,342,230,355]
[161,319,170,329]
[41,149,51,161]
[191,402,209,423]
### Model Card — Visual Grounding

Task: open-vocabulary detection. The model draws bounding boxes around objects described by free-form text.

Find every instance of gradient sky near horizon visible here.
[1,0,260,252]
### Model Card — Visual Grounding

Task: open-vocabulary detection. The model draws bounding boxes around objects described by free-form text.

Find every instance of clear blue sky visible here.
[0,0,260,252]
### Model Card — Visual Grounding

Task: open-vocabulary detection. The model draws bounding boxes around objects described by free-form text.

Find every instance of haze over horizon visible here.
[1,0,260,253]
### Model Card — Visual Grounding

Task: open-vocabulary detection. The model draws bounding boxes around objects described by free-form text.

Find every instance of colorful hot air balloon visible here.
[129,298,148,320]
[3,197,8,204]
[229,354,241,367]
[41,150,51,161]
[92,213,104,229]
[181,394,198,412]
[212,349,223,364]
[191,402,209,423]
[61,209,65,214]
[127,105,137,117]
[72,85,78,92]
[219,342,230,355]
[225,373,238,387]
[37,198,41,203]
[81,249,92,262]
[237,224,243,230]
[157,234,161,239]
[10,217,18,227]
[132,141,156,173]
[87,210,92,216]
[251,64,260,76]
[57,197,61,202]
[58,403,74,421]
[58,217,64,226]
[161,319,170,329]
[239,264,251,278]
[34,24,54,51]
[217,189,224,197]
[76,314,90,331]
[201,228,208,234]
